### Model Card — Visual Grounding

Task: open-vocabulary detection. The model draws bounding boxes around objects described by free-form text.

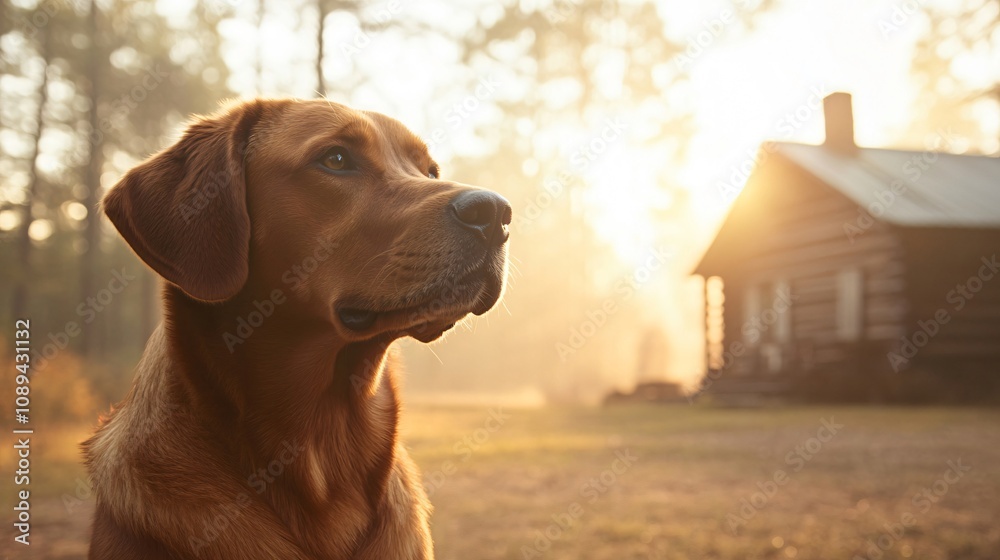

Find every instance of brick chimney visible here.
[823,92,856,154]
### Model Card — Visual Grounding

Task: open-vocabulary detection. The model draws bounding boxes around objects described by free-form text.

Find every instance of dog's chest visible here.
[296,495,372,558]
[262,442,381,557]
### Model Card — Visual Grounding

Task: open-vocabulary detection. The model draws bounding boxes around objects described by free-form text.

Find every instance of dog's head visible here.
[103,99,510,342]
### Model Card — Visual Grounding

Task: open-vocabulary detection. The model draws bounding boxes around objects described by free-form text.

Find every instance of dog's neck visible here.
[159,283,401,513]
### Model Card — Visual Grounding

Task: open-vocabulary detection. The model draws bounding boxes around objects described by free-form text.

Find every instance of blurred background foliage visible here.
[0,0,997,423]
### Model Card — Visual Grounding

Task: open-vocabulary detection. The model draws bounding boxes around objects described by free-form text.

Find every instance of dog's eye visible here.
[428,165,439,179]
[320,147,356,172]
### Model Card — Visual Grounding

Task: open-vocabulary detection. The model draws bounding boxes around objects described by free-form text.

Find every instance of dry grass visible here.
[406,405,1000,560]
[3,405,999,559]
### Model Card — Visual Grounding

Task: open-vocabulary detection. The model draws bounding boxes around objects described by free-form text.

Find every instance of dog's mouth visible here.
[335,258,505,343]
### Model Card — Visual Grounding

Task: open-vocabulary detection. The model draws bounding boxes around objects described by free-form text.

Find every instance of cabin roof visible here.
[693,142,1000,277]
[776,143,1000,228]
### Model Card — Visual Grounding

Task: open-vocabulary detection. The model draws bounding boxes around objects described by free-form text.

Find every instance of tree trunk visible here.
[12,20,52,320]
[316,0,326,97]
[0,0,9,58]
[80,0,104,357]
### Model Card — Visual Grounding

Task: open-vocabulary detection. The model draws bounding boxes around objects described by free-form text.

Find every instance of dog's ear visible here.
[102,100,266,302]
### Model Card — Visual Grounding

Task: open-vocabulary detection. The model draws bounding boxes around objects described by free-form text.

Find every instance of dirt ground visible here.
[3,405,1000,559]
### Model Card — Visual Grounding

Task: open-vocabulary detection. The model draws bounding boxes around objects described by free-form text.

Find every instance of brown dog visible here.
[83,98,511,559]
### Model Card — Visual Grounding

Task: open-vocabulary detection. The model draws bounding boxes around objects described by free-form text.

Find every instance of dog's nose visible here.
[450,190,512,246]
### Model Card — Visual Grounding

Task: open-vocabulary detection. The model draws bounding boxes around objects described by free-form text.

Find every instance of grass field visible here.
[4,405,1000,559]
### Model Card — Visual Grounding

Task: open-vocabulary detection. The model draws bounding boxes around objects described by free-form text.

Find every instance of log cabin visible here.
[693,93,1000,403]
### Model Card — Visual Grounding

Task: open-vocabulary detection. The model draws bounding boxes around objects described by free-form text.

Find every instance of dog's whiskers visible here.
[360,245,398,274]
[500,298,512,317]
[425,344,444,364]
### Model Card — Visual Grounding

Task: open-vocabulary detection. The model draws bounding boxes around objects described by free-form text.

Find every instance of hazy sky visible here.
[191,0,995,252]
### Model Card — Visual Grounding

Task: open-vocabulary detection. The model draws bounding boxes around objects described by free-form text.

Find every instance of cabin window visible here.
[773,280,791,343]
[743,284,761,346]
[836,268,864,341]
